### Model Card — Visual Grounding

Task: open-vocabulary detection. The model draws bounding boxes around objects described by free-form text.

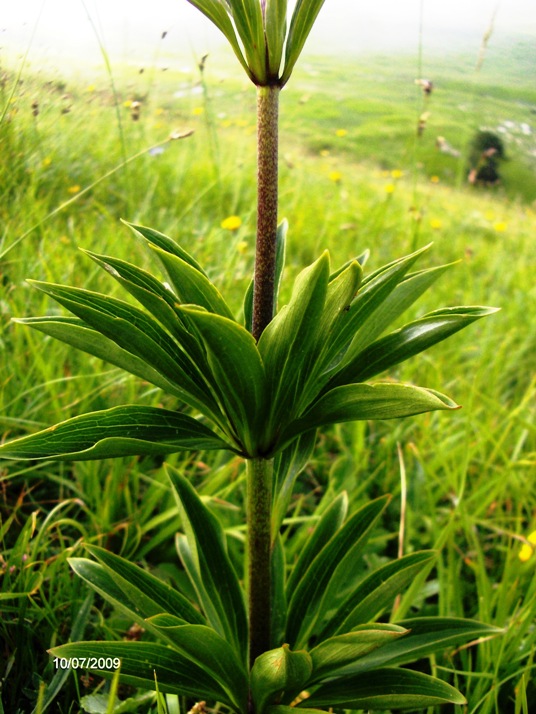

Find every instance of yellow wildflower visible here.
[430,218,442,230]
[493,221,507,232]
[221,215,242,231]
[391,169,403,179]
[519,531,536,562]
[193,107,204,116]
[329,171,342,183]
[86,84,96,92]
[124,100,133,108]
[237,241,248,254]
[335,129,347,137]
[42,157,52,168]
[67,185,81,194]
[430,175,440,183]
[384,183,395,194]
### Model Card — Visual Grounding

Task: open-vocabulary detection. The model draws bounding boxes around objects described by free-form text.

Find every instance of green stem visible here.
[247,457,274,670]
[252,85,280,342]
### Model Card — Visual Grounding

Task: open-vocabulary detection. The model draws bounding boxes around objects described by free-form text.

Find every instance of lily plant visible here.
[0,1,500,712]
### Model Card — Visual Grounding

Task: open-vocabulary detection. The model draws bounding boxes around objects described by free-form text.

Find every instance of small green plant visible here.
[1,2,500,712]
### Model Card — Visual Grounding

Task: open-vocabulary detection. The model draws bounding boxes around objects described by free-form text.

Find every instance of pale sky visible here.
[2,0,535,72]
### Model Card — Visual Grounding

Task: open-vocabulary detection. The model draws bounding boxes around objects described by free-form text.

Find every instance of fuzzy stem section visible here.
[247,457,273,672]
[252,85,280,341]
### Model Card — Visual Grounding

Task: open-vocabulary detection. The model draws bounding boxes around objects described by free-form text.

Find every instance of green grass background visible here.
[1,29,535,714]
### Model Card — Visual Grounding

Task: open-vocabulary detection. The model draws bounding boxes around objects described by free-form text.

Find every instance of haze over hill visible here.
[2,0,535,74]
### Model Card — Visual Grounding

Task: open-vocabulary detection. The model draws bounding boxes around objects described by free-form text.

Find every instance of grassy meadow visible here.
[1,31,536,714]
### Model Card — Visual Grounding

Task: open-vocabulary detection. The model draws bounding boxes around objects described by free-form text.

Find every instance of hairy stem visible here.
[252,85,280,341]
[247,457,274,671]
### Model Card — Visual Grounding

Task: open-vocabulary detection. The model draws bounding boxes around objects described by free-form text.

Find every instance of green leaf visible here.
[12,316,189,402]
[271,534,287,648]
[344,617,504,674]
[26,280,220,417]
[344,261,454,356]
[284,383,459,444]
[286,495,390,648]
[68,558,165,629]
[184,1,253,79]
[124,221,207,275]
[281,0,327,85]
[81,250,209,361]
[307,259,363,398]
[265,0,288,78]
[322,244,430,372]
[332,306,498,386]
[0,405,233,460]
[167,465,248,660]
[49,641,231,702]
[272,428,317,536]
[226,0,267,83]
[285,491,348,600]
[251,645,313,713]
[308,624,408,683]
[302,667,466,709]
[321,551,437,639]
[329,249,369,281]
[145,618,248,711]
[258,252,329,438]
[181,307,267,455]
[149,244,234,319]
[84,545,205,625]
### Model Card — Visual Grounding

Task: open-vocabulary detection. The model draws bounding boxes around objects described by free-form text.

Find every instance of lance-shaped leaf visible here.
[335,617,504,675]
[301,259,363,406]
[12,316,192,402]
[26,280,220,417]
[84,545,205,625]
[146,618,248,712]
[82,250,209,363]
[265,0,288,78]
[125,221,207,274]
[344,261,454,357]
[271,534,287,648]
[302,667,466,709]
[331,306,499,387]
[0,405,233,460]
[67,557,188,636]
[150,244,234,319]
[167,465,248,660]
[251,645,313,713]
[49,641,231,702]
[319,551,437,640]
[227,0,266,83]
[285,491,348,600]
[308,624,408,684]
[272,428,317,537]
[258,252,329,438]
[286,496,390,648]
[281,0,327,85]
[185,1,253,81]
[284,383,459,446]
[181,307,267,455]
[322,245,430,373]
